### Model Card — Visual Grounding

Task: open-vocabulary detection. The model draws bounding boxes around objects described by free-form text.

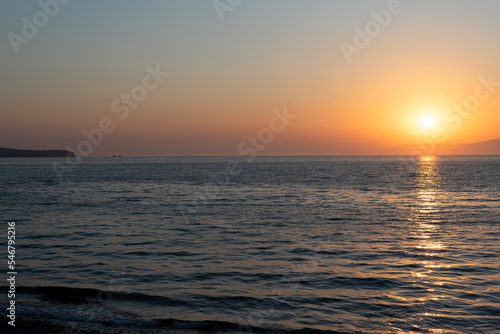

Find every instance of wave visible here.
[13,286,351,334]
[14,285,353,333]
[19,286,189,306]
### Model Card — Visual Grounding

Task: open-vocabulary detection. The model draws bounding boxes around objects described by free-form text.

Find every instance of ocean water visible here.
[1,156,499,333]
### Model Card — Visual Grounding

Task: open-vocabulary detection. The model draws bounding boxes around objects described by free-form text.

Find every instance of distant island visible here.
[0,147,76,158]
[381,138,500,155]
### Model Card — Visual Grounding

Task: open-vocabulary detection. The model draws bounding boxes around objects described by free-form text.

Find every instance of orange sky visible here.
[1,1,500,156]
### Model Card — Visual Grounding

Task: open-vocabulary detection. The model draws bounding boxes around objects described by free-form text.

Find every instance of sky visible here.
[1,0,500,156]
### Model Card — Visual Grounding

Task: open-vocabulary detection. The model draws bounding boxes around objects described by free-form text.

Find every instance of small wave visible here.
[16,286,352,333]
[19,286,189,307]
[12,295,348,334]
[124,250,199,257]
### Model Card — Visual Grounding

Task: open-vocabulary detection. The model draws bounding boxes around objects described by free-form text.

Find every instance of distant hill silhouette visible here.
[381,138,500,155]
[0,147,76,158]
[450,138,500,155]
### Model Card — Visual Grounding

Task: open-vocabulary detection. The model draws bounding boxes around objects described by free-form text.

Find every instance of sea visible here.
[1,156,499,333]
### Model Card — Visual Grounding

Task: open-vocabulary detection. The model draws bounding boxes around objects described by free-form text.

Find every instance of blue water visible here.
[1,156,499,333]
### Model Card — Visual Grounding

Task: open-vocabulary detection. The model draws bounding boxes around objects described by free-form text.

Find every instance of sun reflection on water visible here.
[406,156,450,332]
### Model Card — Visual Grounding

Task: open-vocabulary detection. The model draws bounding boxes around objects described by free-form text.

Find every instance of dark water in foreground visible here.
[1,156,499,333]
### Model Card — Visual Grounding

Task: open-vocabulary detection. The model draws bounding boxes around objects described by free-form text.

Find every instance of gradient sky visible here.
[2,0,500,156]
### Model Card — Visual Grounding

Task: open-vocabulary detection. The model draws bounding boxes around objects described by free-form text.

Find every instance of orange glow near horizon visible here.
[2,2,500,156]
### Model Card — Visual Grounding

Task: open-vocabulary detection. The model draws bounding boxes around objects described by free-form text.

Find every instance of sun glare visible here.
[422,117,435,129]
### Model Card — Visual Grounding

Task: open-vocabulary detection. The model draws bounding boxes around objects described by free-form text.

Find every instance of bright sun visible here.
[421,116,435,129]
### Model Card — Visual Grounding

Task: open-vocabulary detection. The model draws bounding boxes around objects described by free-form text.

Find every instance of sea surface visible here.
[1,156,499,333]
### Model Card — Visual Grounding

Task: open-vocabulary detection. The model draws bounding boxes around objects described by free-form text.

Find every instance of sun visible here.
[421,116,435,129]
